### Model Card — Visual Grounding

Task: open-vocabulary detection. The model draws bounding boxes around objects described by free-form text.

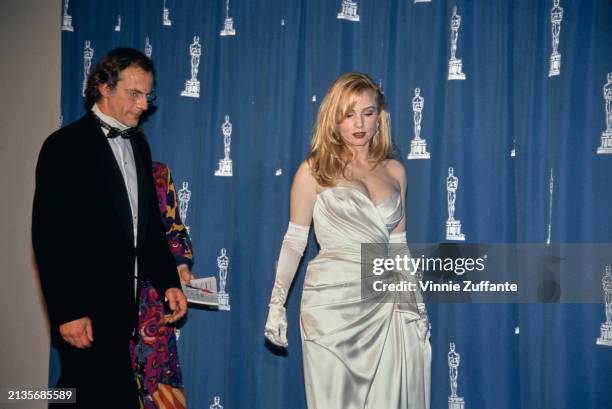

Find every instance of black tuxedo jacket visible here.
[32,111,180,336]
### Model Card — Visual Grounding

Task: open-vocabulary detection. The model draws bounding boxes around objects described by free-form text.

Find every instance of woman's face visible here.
[337,90,379,149]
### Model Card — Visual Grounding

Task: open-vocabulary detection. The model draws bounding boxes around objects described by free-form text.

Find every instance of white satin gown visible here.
[300,186,431,409]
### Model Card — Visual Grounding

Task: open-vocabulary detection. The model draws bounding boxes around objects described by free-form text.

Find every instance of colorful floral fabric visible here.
[129,162,193,409]
[152,161,193,268]
[130,281,187,409]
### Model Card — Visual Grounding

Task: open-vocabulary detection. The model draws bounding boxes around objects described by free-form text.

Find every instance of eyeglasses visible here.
[119,87,157,104]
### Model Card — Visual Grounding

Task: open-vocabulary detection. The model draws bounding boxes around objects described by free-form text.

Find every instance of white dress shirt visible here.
[92,104,138,245]
[92,104,140,302]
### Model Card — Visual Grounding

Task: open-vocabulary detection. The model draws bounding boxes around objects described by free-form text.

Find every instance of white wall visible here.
[0,1,60,408]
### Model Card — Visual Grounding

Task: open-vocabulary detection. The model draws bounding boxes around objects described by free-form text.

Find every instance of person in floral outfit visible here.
[130,161,194,409]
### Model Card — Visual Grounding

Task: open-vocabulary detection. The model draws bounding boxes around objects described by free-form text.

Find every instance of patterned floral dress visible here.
[129,161,193,409]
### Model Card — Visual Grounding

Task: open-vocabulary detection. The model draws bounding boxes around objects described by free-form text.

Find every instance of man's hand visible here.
[177,264,194,284]
[163,288,187,324]
[59,317,93,348]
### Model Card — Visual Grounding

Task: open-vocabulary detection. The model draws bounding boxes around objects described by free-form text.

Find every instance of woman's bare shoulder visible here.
[383,159,406,182]
[293,159,318,191]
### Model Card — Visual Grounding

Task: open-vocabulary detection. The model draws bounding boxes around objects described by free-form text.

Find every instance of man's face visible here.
[98,65,154,127]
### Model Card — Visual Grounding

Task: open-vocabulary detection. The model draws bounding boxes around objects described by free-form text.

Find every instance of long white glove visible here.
[264,222,310,347]
[389,231,430,342]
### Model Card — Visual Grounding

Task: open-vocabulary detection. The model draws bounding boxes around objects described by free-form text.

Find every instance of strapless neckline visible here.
[313,185,403,238]
[318,185,400,208]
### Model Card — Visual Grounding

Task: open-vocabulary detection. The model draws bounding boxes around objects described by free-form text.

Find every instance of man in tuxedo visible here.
[32,48,187,408]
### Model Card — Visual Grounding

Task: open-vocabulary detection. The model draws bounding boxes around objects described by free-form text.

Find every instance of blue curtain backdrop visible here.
[53,1,612,408]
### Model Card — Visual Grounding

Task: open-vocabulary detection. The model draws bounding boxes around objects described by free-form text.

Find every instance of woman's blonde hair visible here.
[308,72,393,187]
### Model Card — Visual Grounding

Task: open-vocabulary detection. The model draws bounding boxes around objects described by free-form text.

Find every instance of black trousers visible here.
[49,325,140,409]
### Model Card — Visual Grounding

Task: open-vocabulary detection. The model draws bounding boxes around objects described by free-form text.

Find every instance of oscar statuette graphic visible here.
[163,0,172,26]
[448,342,465,409]
[337,0,360,22]
[82,40,94,97]
[597,73,612,154]
[407,88,431,159]
[445,167,466,241]
[596,266,612,346]
[220,0,236,36]
[61,0,74,31]
[178,181,191,235]
[214,115,234,177]
[144,36,152,59]
[181,36,202,98]
[209,396,224,409]
[217,248,231,311]
[448,6,466,80]
[548,0,563,77]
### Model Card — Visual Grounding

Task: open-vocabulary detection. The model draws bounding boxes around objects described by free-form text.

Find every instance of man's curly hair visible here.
[84,47,154,108]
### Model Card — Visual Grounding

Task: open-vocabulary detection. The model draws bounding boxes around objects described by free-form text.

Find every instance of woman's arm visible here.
[387,159,407,235]
[289,159,318,226]
[264,160,317,347]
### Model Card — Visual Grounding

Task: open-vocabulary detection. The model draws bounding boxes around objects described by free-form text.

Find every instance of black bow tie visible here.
[94,114,138,139]
[106,127,138,139]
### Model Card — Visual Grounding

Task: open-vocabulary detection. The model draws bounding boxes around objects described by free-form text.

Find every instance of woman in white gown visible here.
[264,72,431,409]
